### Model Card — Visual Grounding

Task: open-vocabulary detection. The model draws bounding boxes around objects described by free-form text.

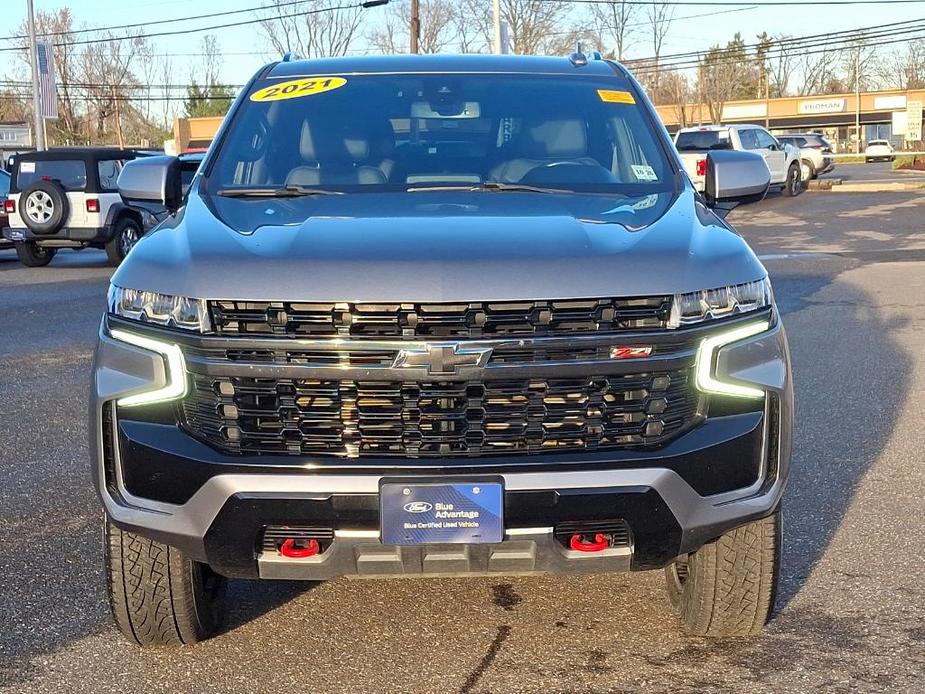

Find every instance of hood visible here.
[113,189,767,302]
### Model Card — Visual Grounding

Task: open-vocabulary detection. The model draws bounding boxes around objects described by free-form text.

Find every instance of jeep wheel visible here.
[14,241,56,267]
[105,217,142,266]
[105,517,226,646]
[19,180,68,234]
[664,508,781,637]
[783,163,802,197]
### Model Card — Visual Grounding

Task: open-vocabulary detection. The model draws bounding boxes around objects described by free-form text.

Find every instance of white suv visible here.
[674,125,802,196]
[2,148,145,267]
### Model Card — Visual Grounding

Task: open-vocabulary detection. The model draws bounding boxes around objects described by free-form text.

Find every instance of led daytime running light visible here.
[695,320,770,398]
[111,329,187,406]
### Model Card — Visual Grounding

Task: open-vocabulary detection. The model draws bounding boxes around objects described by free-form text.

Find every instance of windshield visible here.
[206,72,674,196]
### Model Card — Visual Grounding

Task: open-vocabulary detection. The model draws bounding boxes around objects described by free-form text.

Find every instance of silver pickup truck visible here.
[675,124,803,197]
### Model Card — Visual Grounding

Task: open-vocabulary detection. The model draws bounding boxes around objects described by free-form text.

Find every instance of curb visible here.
[806,179,925,193]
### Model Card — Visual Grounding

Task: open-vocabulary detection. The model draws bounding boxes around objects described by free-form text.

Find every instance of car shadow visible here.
[767,259,912,611]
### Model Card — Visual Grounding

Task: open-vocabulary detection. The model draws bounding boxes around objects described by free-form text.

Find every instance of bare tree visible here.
[80,32,145,142]
[589,1,639,61]
[881,42,925,89]
[257,0,364,58]
[369,0,458,54]
[765,35,795,97]
[645,1,674,95]
[464,0,574,55]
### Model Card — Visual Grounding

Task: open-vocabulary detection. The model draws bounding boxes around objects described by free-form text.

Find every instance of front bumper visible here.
[90,315,793,580]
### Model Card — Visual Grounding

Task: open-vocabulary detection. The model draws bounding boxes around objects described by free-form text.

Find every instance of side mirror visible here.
[704,150,770,216]
[117,156,182,212]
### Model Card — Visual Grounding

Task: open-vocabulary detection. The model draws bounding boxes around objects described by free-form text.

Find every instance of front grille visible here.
[210,297,671,339]
[181,370,701,458]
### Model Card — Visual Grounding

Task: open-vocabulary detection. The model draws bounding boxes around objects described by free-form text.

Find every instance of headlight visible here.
[108,285,210,332]
[668,278,772,328]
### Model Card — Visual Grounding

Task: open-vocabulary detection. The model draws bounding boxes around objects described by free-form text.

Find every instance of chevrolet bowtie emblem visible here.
[393,343,493,375]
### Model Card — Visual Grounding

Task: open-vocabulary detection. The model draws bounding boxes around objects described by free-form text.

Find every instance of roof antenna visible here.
[569,42,588,67]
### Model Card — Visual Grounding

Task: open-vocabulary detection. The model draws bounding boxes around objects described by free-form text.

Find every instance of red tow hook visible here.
[569,533,610,553]
[279,538,320,558]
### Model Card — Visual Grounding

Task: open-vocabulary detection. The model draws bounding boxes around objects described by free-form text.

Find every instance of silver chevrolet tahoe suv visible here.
[92,53,792,646]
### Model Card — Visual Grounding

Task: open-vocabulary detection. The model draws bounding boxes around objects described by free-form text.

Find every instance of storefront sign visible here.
[874,95,907,110]
[721,103,767,120]
[798,98,847,114]
[907,101,923,142]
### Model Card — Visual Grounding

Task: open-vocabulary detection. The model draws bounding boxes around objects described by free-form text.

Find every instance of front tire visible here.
[664,508,781,637]
[783,163,802,197]
[14,241,56,267]
[105,217,142,267]
[800,159,815,181]
[105,518,226,646]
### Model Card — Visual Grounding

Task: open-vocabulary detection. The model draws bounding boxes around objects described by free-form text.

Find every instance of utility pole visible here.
[855,46,861,154]
[111,85,125,149]
[26,0,46,151]
[410,0,420,54]
[492,0,502,54]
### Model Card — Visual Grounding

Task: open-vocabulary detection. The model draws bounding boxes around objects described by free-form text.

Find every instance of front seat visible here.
[286,119,387,186]
[490,118,600,183]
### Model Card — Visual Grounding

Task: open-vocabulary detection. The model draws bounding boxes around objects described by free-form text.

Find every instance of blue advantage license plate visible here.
[9,229,26,241]
[380,480,503,545]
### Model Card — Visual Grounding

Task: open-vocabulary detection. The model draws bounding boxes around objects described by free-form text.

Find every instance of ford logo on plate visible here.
[403,501,433,514]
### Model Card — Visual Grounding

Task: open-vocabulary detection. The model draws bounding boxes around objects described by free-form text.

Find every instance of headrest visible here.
[520,119,588,158]
[299,120,371,164]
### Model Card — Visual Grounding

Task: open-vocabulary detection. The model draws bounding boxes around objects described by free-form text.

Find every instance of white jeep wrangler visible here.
[3,148,147,267]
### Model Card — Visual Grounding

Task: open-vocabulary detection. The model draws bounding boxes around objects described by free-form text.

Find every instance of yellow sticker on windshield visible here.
[250,77,347,102]
[598,89,635,104]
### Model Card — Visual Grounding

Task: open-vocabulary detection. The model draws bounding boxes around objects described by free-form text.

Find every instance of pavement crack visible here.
[459,625,511,694]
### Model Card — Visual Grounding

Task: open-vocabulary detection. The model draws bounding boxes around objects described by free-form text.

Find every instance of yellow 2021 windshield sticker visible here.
[598,89,636,105]
[250,77,347,102]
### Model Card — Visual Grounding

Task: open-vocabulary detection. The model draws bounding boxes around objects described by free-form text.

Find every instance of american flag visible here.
[35,41,58,120]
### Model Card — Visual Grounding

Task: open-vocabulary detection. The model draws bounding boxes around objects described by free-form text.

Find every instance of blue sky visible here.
[2,0,919,88]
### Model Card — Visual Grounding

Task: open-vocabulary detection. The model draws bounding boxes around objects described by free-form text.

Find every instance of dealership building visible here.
[655,88,925,152]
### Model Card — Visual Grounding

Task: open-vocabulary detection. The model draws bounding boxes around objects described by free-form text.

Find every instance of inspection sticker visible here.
[598,89,636,104]
[250,77,347,102]
[631,164,658,181]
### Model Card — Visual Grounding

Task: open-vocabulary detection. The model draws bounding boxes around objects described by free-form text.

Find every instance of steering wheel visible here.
[521,161,615,185]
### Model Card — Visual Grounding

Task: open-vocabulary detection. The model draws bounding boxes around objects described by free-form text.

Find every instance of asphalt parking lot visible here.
[2,184,925,693]
[825,160,925,184]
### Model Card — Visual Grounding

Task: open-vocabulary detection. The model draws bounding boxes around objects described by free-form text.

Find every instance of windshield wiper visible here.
[217,184,345,198]
[407,181,572,195]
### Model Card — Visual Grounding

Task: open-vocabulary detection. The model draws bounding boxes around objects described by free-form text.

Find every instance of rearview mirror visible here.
[117,156,182,212]
[704,150,770,215]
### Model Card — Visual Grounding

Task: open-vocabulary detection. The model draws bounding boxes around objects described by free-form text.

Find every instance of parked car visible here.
[2,148,145,267]
[776,133,835,180]
[0,169,11,250]
[674,124,802,196]
[95,53,792,646]
[864,139,895,162]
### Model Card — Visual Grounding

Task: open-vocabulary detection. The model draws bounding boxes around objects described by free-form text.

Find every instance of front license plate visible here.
[380,480,503,545]
[8,229,25,241]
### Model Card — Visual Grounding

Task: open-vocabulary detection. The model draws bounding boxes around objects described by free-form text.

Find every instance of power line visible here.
[0,0,398,52]
[626,15,925,69]
[630,28,925,74]
[545,0,925,5]
[0,0,318,42]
